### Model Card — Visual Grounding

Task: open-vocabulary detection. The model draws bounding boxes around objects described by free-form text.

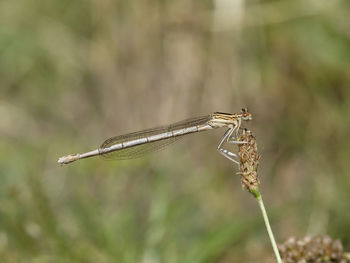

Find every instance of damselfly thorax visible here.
[58,108,252,165]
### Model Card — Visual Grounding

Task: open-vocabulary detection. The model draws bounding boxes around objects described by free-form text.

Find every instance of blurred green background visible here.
[1,0,349,262]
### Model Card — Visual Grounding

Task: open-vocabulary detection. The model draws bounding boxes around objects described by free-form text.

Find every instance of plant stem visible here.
[253,189,282,263]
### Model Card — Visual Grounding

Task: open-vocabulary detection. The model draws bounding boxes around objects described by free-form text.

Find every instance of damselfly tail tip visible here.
[57,154,79,165]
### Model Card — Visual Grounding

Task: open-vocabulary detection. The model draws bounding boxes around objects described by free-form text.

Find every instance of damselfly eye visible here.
[241,108,252,121]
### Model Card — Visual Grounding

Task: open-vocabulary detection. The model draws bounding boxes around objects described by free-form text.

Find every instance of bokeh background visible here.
[1,0,349,262]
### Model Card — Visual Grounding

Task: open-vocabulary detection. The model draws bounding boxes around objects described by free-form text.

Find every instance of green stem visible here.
[254,190,282,263]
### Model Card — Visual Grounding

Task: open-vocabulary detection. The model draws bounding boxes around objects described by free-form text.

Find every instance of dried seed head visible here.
[237,129,261,194]
[278,235,348,263]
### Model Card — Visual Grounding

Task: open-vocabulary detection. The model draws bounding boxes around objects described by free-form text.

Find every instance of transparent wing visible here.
[99,115,211,160]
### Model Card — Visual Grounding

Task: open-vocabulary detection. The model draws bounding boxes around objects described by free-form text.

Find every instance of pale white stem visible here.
[256,192,282,263]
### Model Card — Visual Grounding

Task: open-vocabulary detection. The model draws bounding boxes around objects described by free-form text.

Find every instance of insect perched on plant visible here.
[58,108,252,165]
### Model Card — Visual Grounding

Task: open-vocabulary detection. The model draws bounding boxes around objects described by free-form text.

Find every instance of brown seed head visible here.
[278,235,348,263]
[237,129,260,193]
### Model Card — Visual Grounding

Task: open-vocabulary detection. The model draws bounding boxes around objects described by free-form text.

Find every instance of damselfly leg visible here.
[217,124,251,166]
[217,126,240,166]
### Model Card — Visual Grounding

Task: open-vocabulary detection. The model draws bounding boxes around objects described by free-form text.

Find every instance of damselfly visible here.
[58,108,252,165]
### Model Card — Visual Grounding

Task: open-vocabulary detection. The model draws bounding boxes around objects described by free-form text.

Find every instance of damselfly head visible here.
[241,107,252,121]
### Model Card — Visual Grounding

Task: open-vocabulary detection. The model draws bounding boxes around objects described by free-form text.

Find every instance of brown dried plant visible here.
[278,235,348,263]
[237,128,261,195]
[236,128,282,263]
